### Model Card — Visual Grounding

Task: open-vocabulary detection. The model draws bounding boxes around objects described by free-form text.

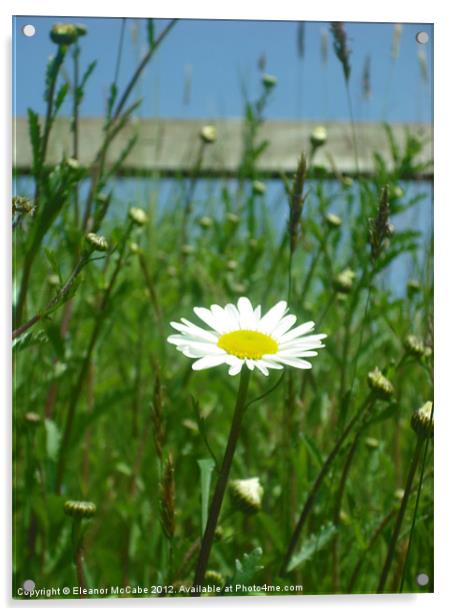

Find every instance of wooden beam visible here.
[13,117,432,178]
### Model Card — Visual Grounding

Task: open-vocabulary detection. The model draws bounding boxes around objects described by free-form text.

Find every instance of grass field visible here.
[12,20,433,599]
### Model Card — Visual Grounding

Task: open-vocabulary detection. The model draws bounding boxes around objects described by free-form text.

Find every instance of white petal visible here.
[228,360,244,376]
[255,361,269,376]
[182,342,226,355]
[260,358,284,369]
[191,355,228,371]
[278,321,315,342]
[254,305,262,320]
[237,297,256,329]
[258,301,288,333]
[245,359,255,370]
[276,356,312,369]
[224,303,241,330]
[271,314,297,339]
[177,318,219,342]
[193,307,224,332]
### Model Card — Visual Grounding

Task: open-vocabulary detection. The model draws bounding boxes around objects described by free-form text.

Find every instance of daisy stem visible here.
[377,436,423,593]
[279,393,372,576]
[192,368,251,593]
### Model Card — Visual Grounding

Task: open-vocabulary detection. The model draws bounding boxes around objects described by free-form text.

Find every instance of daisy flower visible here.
[167,296,326,376]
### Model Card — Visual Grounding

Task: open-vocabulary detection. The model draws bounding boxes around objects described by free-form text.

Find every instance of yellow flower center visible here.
[217,329,278,359]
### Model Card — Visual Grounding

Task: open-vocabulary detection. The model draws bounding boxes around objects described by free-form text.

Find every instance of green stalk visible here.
[192,368,251,593]
[55,224,133,492]
[398,436,431,592]
[280,394,371,576]
[377,436,423,593]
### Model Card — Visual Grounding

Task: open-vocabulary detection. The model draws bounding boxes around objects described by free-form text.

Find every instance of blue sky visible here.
[13,17,432,123]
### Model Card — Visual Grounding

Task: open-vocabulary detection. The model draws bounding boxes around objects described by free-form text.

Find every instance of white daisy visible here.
[167,297,326,376]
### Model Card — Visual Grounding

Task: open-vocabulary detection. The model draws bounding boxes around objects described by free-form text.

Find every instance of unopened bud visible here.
[310,125,327,148]
[181,244,195,256]
[128,207,148,226]
[204,570,225,587]
[230,477,263,514]
[252,180,266,196]
[404,335,431,360]
[411,401,433,439]
[333,268,356,293]
[262,73,277,89]
[25,412,41,425]
[50,23,87,46]
[198,216,213,229]
[367,367,394,400]
[364,437,379,450]
[226,260,238,271]
[64,500,96,518]
[226,213,240,225]
[86,232,109,252]
[199,125,217,144]
[325,212,342,229]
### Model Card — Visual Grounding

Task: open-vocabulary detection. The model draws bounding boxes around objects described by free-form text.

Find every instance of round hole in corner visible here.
[416,31,429,45]
[416,572,429,587]
[22,24,36,38]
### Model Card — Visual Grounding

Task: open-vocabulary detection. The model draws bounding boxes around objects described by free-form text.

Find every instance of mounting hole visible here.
[22,24,36,37]
[416,572,429,587]
[23,579,36,593]
[416,31,429,45]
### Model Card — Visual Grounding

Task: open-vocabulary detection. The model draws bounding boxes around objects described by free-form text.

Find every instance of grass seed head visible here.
[330,22,351,82]
[160,453,175,540]
[369,185,391,262]
[289,153,307,255]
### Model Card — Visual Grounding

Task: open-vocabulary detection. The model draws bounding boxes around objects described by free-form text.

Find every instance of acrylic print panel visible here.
[12,16,433,600]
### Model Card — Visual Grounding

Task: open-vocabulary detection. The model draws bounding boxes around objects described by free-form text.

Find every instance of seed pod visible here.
[367,367,394,400]
[64,500,96,519]
[411,401,433,439]
[24,412,41,425]
[198,216,213,229]
[226,213,240,225]
[230,477,263,514]
[364,437,379,450]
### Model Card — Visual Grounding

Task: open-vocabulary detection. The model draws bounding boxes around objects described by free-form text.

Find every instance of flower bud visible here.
[252,180,266,196]
[310,125,327,148]
[411,401,433,439]
[407,279,421,296]
[85,232,109,252]
[47,274,60,287]
[128,207,148,226]
[64,500,96,518]
[198,216,213,229]
[199,125,217,144]
[367,367,394,400]
[333,268,356,293]
[230,477,263,514]
[341,176,354,188]
[204,570,225,587]
[226,213,240,225]
[394,488,405,501]
[129,241,142,255]
[226,260,238,271]
[364,437,379,450]
[181,244,195,256]
[50,23,87,46]
[25,412,41,425]
[404,335,431,360]
[262,73,277,89]
[325,212,342,229]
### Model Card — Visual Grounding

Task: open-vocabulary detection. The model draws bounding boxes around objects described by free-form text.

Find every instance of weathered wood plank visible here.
[13,117,432,178]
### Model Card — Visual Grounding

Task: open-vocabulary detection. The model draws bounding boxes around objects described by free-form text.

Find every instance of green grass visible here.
[12,20,433,599]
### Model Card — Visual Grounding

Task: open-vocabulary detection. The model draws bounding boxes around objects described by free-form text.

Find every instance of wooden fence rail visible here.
[13,117,433,179]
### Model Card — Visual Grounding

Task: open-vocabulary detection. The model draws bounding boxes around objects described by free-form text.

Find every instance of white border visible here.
[2,1,451,614]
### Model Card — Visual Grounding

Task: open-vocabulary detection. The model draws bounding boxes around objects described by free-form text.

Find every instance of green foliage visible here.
[12,20,433,601]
